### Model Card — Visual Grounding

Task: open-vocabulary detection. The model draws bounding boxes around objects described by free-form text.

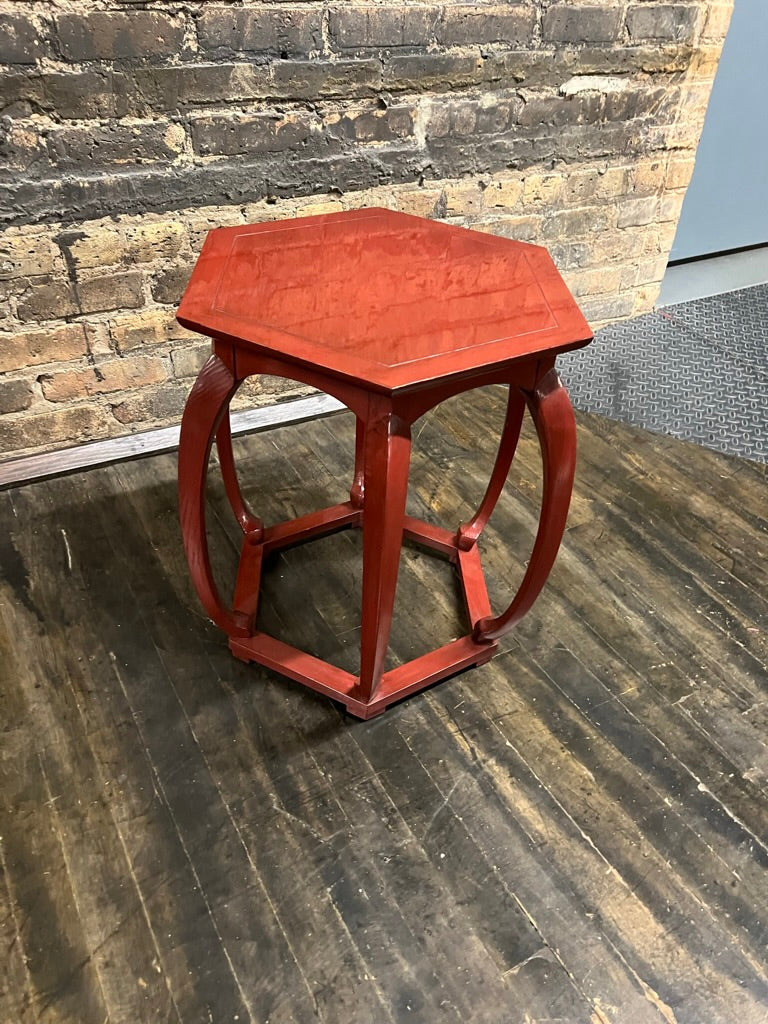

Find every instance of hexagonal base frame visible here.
[227,501,498,720]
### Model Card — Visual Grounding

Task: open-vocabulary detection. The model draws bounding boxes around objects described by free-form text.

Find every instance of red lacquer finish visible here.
[177,208,592,719]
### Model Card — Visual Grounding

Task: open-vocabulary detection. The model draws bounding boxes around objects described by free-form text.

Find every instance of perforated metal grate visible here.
[558,284,768,463]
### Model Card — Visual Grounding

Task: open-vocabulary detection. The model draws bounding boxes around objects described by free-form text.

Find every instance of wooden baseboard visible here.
[0,393,344,490]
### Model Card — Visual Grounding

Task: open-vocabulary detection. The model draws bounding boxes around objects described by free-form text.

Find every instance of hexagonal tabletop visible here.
[178,208,592,391]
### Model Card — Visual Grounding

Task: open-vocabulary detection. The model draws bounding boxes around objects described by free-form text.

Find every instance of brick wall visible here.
[0,1,733,458]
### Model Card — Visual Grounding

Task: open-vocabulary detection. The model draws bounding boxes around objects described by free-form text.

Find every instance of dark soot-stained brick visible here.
[197,7,322,55]
[119,64,267,115]
[384,53,484,91]
[438,5,535,46]
[46,122,183,171]
[55,12,185,60]
[328,6,439,50]
[0,13,45,64]
[151,265,195,305]
[0,379,33,415]
[626,5,700,43]
[271,60,382,98]
[191,113,312,157]
[543,5,623,44]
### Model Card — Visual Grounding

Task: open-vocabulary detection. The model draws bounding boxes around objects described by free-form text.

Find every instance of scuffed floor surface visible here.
[1,389,767,1023]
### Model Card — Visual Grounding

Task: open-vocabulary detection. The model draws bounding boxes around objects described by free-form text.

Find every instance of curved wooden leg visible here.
[350,415,365,509]
[456,385,526,551]
[178,354,251,638]
[357,402,412,702]
[215,405,263,540]
[473,368,576,643]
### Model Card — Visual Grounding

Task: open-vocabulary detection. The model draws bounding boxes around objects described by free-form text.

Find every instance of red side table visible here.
[177,208,592,719]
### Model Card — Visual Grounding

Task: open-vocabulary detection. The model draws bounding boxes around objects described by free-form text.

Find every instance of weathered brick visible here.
[666,155,695,190]
[590,229,646,263]
[191,112,313,158]
[0,231,61,280]
[46,122,185,171]
[563,266,623,298]
[186,207,246,252]
[523,172,563,205]
[77,271,145,315]
[429,95,517,138]
[126,222,187,264]
[703,3,732,42]
[562,167,601,203]
[443,183,484,217]
[55,12,186,61]
[395,187,445,218]
[117,64,268,116]
[542,205,614,239]
[518,91,602,128]
[548,240,592,270]
[631,159,666,195]
[271,60,381,99]
[478,216,541,243]
[486,178,523,209]
[617,195,658,228]
[620,255,668,290]
[17,279,78,322]
[580,292,635,323]
[59,227,123,270]
[384,54,483,91]
[0,405,112,455]
[198,7,322,56]
[439,5,535,46]
[170,342,214,380]
[40,355,167,402]
[0,13,45,64]
[0,378,33,414]
[108,309,195,352]
[329,6,439,50]
[626,5,700,43]
[46,70,117,119]
[0,119,49,173]
[326,107,414,144]
[476,96,523,134]
[151,265,195,305]
[82,321,112,358]
[543,6,622,44]
[593,166,632,199]
[111,384,190,426]
[0,70,117,120]
[295,200,345,217]
[0,324,88,373]
[658,192,684,223]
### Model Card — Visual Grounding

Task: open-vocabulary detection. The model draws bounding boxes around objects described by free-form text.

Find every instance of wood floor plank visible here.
[444,409,768,778]
[388,694,673,1024]
[109,458,423,1023]
[423,665,768,1024]
[508,645,768,967]
[0,560,41,1024]
[2,387,767,1024]
[5,478,271,1024]
[114,454,552,1023]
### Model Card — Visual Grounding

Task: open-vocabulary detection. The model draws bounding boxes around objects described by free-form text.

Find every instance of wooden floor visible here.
[1,387,767,1024]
